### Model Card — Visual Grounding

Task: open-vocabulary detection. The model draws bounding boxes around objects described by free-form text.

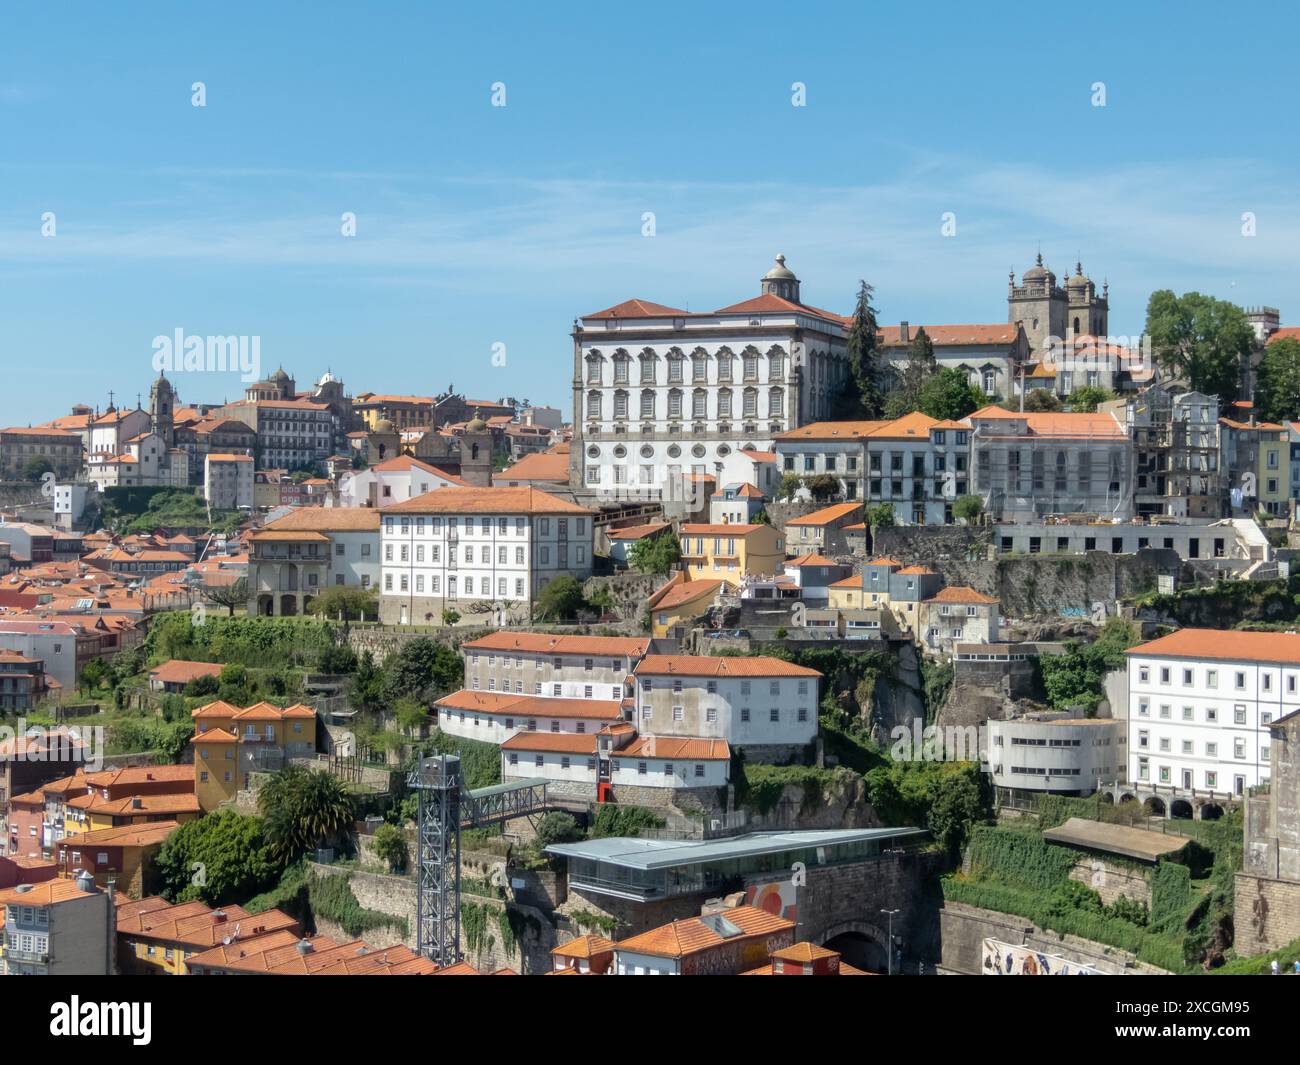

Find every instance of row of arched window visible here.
[587,386,783,421]
[585,345,787,387]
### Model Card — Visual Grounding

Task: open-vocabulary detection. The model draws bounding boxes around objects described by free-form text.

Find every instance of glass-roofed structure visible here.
[545,827,927,902]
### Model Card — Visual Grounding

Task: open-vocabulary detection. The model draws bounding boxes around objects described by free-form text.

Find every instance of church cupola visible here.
[760,254,801,303]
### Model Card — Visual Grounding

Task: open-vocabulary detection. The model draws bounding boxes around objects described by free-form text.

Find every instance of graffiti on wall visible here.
[981,938,1102,975]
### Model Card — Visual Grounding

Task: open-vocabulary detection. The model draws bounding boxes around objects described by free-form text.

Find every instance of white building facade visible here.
[571,256,849,496]
[1126,629,1299,798]
[379,487,595,623]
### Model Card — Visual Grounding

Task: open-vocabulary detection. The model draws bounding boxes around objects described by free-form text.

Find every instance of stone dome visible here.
[764,254,796,280]
[1067,262,1090,289]
[1022,253,1049,282]
[466,409,489,432]
[374,417,395,433]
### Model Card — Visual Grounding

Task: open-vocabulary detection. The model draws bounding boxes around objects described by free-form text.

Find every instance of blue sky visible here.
[1,0,1297,424]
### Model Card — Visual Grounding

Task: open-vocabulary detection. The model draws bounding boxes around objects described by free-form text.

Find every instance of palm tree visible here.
[258,764,355,863]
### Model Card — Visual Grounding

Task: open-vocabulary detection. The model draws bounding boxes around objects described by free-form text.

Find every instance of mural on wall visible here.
[981,938,1102,976]
[747,879,798,923]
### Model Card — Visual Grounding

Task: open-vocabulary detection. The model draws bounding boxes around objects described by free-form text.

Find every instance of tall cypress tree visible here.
[899,326,936,409]
[838,280,883,418]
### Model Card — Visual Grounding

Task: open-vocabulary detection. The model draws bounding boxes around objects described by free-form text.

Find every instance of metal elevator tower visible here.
[409,754,462,967]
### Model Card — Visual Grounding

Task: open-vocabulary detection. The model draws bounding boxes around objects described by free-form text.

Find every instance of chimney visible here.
[296,938,314,955]
[900,321,910,345]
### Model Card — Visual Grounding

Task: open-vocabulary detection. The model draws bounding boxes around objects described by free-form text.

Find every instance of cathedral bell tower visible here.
[150,371,176,448]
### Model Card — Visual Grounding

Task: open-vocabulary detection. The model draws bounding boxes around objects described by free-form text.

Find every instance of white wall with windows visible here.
[1127,653,1292,795]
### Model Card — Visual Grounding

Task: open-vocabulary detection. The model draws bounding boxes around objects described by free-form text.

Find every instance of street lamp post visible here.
[880,908,900,975]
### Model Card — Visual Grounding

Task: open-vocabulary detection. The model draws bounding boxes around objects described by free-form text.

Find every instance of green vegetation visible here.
[156,809,277,905]
[533,574,587,621]
[802,473,839,501]
[101,485,243,535]
[589,804,665,838]
[1146,289,1254,402]
[1066,385,1113,413]
[246,862,407,939]
[865,760,991,856]
[1255,336,1300,423]
[627,532,681,575]
[534,811,584,847]
[424,732,501,790]
[371,823,408,872]
[380,637,462,703]
[865,502,895,529]
[836,280,884,418]
[21,456,53,482]
[146,611,336,671]
[258,764,356,864]
[776,473,802,501]
[1038,616,1136,713]
[953,494,983,524]
[307,585,379,621]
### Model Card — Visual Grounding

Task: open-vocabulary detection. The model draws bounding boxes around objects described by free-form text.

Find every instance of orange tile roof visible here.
[771,941,842,963]
[634,654,820,678]
[829,575,863,589]
[652,579,725,611]
[497,453,569,483]
[263,508,380,532]
[877,323,1019,346]
[607,521,671,541]
[583,299,688,319]
[82,763,194,789]
[438,690,624,721]
[185,931,439,975]
[865,411,941,440]
[1126,628,1300,665]
[0,879,94,906]
[551,934,615,959]
[613,905,795,959]
[385,485,593,516]
[925,586,998,605]
[67,792,201,817]
[148,660,225,685]
[969,406,1126,440]
[461,632,649,657]
[895,565,935,575]
[115,897,298,948]
[785,502,863,526]
[191,700,243,720]
[774,420,889,441]
[866,556,902,567]
[249,529,331,543]
[56,821,179,849]
[714,294,845,324]
[784,553,839,567]
[191,728,238,744]
[679,523,768,537]
[500,732,599,754]
[617,736,730,760]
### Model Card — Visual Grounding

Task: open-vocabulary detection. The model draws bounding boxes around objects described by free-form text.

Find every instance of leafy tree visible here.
[802,474,839,501]
[865,502,895,530]
[394,696,431,735]
[218,663,251,705]
[836,281,884,418]
[1039,617,1137,713]
[306,585,378,621]
[1145,289,1253,401]
[350,651,384,711]
[200,577,248,618]
[79,658,110,694]
[753,509,772,525]
[315,642,357,674]
[927,764,993,857]
[916,367,983,421]
[535,811,583,847]
[183,673,220,697]
[534,575,587,621]
[1023,389,1063,412]
[1254,337,1300,423]
[441,608,461,627]
[381,638,462,702]
[1067,385,1113,413]
[776,472,803,501]
[897,327,936,408]
[371,823,407,872]
[627,532,681,576]
[21,456,54,482]
[953,494,984,524]
[155,809,277,904]
[258,764,356,865]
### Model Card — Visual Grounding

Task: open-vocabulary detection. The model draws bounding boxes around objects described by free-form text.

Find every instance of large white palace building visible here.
[569,256,850,497]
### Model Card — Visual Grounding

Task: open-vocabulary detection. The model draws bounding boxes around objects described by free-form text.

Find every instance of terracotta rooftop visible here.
[612,905,795,960]
[1126,627,1300,665]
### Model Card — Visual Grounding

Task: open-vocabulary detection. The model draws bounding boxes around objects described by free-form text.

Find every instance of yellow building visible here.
[679,523,784,582]
[353,393,436,432]
[647,575,727,639]
[191,700,319,811]
[115,896,300,975]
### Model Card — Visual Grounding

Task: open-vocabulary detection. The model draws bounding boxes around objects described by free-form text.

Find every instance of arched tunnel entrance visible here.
[822,921,892,974]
